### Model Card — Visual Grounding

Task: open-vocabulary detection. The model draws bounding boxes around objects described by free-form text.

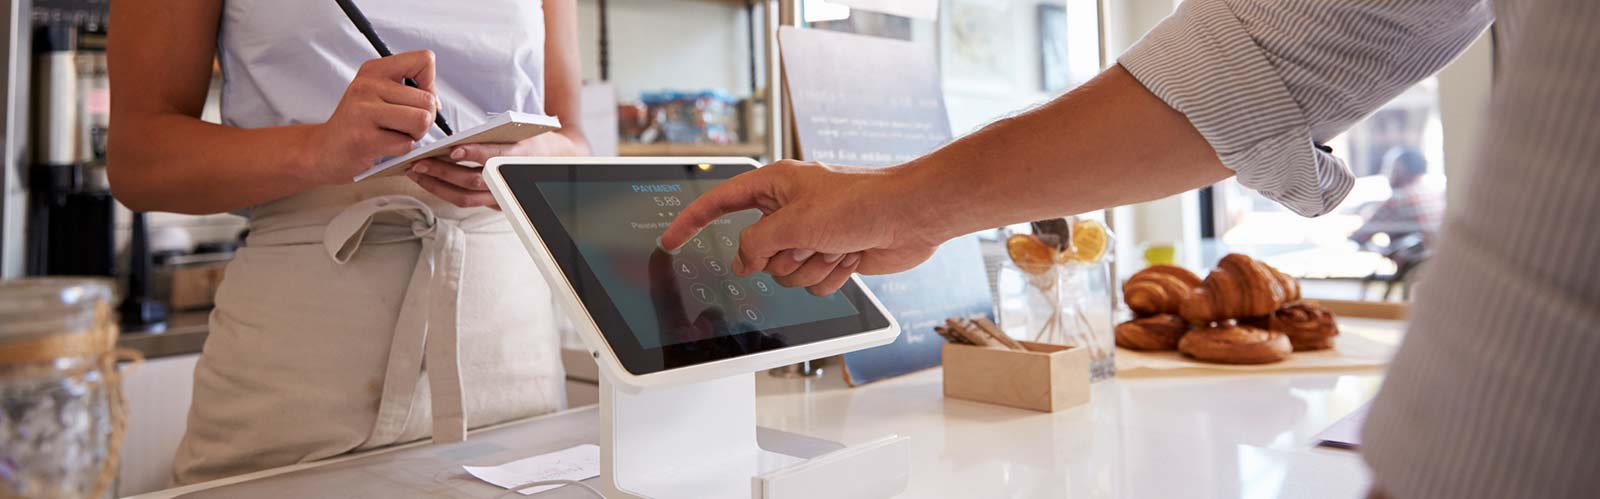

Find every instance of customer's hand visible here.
[408,132,587,208]
[661,160,951,296]
[302,50,442,185]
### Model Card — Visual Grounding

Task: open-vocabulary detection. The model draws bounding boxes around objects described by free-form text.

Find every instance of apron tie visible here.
[323,195,469,445]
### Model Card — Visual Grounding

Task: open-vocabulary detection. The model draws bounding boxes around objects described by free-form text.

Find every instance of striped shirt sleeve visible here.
[1117,0,1492,217]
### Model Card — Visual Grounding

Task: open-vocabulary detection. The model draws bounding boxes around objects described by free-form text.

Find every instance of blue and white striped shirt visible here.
[1120,0,1600,497]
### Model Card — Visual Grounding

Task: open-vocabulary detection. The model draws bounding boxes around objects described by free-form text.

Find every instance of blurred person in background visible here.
[1350,147,1446,249]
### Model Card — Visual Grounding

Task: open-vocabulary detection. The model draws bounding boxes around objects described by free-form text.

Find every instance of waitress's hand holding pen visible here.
[302,50,441,185]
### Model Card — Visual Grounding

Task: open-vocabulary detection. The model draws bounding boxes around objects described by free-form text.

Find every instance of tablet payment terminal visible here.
[484,157,900,389]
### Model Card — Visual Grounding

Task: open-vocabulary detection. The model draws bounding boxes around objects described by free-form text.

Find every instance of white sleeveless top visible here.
[217,0,546,141]
[173,1,566,484]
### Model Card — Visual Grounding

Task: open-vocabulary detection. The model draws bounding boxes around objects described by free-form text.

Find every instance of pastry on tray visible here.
[1123,265,1202,316]
[1117,256,1342,364]
[1115,314,1189,351]
[1180,253,1301,325]
[1177,322,1292,365]
[1269,302,1340,351]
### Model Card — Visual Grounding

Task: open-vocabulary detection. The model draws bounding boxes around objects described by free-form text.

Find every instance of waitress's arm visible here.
[408,0,590,208]
[108,0,445,214]
[539,0,590,155]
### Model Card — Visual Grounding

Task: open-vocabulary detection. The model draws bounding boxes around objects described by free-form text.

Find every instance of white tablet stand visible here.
[483,157,910,497]
[599,372,910,499]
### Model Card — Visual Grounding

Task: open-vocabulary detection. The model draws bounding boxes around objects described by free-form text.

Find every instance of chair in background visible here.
[1360,233,1430,302]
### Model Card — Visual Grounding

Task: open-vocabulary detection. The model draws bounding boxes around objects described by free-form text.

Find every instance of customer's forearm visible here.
[108,116,325,214]
[901,65,1233,239]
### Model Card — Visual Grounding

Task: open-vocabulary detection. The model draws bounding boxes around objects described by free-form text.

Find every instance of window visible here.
[1211,80,1449,301]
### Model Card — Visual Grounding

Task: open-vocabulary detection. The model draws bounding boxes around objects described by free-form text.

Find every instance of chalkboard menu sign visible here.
[780,27,951,169]
[779,27,994,385]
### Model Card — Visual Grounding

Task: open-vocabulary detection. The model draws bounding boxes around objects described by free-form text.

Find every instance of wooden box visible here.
[169,261,227,310]
[153,253,231,311]
[942,341,1090,412]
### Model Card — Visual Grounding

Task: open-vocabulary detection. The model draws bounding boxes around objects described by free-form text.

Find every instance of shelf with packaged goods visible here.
[618,142,768,157]
[594,0,789,160]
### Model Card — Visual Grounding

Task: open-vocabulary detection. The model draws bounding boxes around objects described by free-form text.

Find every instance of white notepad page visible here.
[353,111,561,182]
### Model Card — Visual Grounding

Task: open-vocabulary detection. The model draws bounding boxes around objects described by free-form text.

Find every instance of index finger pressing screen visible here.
[530,178,860,350]
[660,173,766,250]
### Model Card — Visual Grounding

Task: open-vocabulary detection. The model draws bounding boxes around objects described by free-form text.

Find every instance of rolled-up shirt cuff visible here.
[1117,0,1354,217]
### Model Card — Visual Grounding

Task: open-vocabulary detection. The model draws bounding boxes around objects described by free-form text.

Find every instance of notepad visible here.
[354,111,561,182]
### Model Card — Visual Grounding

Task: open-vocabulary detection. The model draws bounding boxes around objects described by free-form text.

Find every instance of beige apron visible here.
[173,178,567,484]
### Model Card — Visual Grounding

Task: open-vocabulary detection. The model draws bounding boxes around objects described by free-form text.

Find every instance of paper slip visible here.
[1314,402,1371,450]
[463,444,600,495]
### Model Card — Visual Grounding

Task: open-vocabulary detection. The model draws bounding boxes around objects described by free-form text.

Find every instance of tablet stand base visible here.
[599,373,909,499]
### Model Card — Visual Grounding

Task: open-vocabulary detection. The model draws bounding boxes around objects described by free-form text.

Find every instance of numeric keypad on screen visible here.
[668,229,776,328]
[705,257,728,276]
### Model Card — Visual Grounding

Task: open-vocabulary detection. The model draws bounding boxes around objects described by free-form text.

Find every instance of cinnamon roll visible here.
[1178,323,1292,364]
[1115,314,1189,351]
[1269,303,1339,351]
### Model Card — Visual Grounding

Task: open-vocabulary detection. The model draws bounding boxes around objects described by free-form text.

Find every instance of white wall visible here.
[942,0,1053,135]
[1103,0,1177,60]
[576,0,756,101]
[942,0,1099,135]
[1435,34,1493,209]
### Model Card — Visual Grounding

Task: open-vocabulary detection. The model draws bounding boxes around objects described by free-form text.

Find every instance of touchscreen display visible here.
[534,180,859,349]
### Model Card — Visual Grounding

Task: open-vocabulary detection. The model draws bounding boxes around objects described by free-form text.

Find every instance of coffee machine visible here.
[27,20,114,278]
[2,1,165,328]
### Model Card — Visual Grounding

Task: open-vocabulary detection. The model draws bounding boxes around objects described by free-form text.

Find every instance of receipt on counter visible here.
[463,444,600,495]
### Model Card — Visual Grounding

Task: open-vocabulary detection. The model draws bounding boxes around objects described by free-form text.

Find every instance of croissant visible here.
[1180,253,1301,325]
[1269,303,1339,351]
[1178,323,1292,365]
[1123,265,1203,316]
[1115,314,1189,351]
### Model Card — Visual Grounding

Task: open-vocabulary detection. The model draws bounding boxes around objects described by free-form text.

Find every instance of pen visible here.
[333,0,455,136]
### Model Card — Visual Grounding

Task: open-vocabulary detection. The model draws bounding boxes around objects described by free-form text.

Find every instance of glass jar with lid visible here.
[0,278,127,499]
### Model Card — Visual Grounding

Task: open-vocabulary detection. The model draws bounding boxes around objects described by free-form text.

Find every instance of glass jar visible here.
[0,278,122,499]
[996,261,1117,381]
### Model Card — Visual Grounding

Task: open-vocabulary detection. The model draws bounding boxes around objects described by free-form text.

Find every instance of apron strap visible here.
[323,195,469,446]
[424,219,468,442]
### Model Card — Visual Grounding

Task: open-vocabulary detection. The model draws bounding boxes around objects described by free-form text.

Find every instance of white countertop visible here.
[756,367,1381,499]
[131,321,1397,499]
